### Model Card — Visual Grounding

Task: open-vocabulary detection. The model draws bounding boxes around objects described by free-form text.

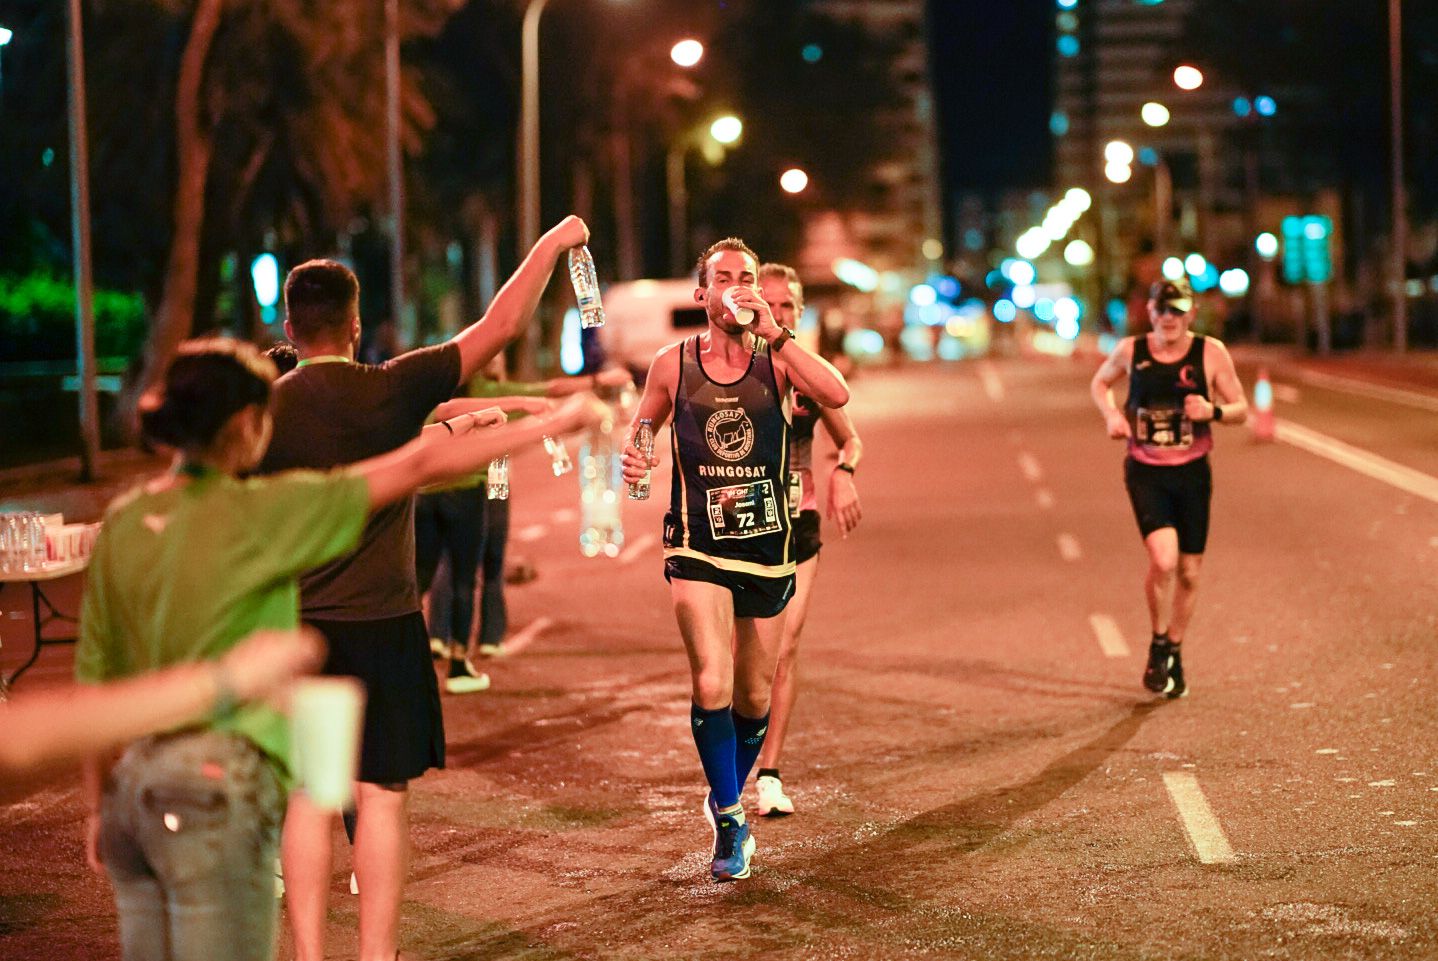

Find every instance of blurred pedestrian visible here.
[621,238,849,882]
[1089,277,1249,699]
[77,338,598,961]
[751,264,864,818]
[257,215,590,961]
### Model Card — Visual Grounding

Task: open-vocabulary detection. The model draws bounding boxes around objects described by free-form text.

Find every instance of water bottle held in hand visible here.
[486,455,510,500]
[568,245,606,329]
[543,435,574,477]
[629,419,654,500]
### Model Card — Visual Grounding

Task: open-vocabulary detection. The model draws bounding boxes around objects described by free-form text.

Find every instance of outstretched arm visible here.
[452,216,590,380]
[620,346,679,486]
[358,393,607,510]
[729,286,849,408]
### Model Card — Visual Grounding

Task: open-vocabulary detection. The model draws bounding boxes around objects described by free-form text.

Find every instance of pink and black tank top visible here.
[1125,334,1212,467]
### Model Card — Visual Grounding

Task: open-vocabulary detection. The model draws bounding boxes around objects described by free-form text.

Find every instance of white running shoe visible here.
[445,665,491,695]
[755,775,794,817]
[349,871,359,895]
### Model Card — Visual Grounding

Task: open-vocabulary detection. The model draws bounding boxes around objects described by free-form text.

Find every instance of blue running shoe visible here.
[710,812,755,882]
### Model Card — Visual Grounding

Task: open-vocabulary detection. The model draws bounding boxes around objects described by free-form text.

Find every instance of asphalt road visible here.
[2,355,1435,960]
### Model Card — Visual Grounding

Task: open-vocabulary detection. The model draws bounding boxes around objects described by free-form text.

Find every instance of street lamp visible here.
[667,114,743,275]
[1141,101,1170,128]
[670,38,703,68]
[779,168,809,194]
[1173,64,1203,91]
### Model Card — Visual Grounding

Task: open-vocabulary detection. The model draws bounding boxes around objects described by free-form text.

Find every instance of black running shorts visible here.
[1123,456,1213,555]
[792,509,822,565]
[663,555,795,619]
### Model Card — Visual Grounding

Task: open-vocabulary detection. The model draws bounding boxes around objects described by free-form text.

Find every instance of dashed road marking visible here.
[1273,383,1302,404]
[515,523,549,543]
[978,361,1006,402]
[1035,488,1055,510]
[1018,453,1043,482]
[1088,614,1130,658]
[551,508,578,524]
[1162,772,1236,864]
[1057,533,1082,562]
[1276,419,1438,504]
[504,616,555,656]
[618,533,658,565]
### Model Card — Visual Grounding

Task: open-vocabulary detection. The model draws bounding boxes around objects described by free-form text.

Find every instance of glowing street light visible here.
[1104,161,1133,184]
[1255,232,1279,260]
[1063,239,1095,267]
[779,167,809,194]
[1104,140,1135,165]
[670,38,704,68]
[710,114,743,145]
[1141,101,1171,127]
[1173,64,1204,90]
[0,25,13,45]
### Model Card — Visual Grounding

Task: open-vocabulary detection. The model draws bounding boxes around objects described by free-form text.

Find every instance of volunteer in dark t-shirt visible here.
[260,215,591,961]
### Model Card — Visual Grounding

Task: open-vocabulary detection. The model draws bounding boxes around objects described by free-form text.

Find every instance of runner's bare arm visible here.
[1091,337,1134,439]
[818,405,863,536]
[451,216,590,380]
[621,345,679,485]
[730,286,850,408]
[1188,339,1249,425]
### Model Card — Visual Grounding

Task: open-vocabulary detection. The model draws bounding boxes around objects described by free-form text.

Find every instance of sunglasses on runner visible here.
[1155,303,1189,316]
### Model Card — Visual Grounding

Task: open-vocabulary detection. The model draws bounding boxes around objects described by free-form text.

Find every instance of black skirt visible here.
[307,611,444,784]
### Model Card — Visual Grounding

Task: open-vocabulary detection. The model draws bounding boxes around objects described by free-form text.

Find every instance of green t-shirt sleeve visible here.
[244,471,371,577]
[75,524,123,684]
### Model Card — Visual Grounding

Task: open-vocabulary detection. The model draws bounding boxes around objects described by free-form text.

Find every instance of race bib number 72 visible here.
[706,480,782,540]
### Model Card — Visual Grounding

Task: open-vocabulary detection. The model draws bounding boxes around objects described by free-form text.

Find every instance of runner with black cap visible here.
[1090,276,1249,698]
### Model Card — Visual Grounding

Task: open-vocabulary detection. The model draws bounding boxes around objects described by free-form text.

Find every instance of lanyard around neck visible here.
[295,355,352,369]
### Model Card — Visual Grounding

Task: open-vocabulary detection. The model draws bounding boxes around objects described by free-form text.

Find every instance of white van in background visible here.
[594,278,707,377]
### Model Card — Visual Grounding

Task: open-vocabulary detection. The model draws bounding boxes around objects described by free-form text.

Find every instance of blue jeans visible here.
[99,729,283,961]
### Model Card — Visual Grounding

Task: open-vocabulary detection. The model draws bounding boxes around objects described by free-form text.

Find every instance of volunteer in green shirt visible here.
[76,338,602,961]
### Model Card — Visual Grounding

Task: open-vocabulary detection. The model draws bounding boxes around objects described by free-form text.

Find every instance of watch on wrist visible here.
[770,327,794,351]
[1212,403,1224,422]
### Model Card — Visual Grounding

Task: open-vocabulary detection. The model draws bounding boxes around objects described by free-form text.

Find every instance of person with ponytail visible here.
[75,338,602,961]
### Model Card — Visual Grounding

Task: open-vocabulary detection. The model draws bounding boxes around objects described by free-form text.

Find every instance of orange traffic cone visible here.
[1251,366,1276,442]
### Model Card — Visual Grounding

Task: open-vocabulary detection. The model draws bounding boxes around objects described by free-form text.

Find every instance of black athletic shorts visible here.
[1123,456,1213,555]
[792,509,822,565]
[308,612,445,784]
[664,555,795,619]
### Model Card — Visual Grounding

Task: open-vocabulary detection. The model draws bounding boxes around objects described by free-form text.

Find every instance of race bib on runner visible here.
[787,470,803,519]
[1135,406,1193,448]
[706,480,782,540]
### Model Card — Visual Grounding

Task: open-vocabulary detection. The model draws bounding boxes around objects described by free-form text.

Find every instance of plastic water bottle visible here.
[543,435,573,476]
[486,455,510,500]
[578,417,624,558]
[568,245,606,329]
[628,419,654,500]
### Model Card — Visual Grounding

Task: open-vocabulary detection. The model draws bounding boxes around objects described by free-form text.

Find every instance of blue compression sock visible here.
[690,702,740,809]
[732,709,770,799]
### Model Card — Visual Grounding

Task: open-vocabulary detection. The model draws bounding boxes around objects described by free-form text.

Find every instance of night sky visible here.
[927,0,1054,199]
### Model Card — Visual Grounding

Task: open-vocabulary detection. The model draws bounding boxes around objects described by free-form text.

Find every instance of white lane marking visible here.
[1035,488,1055,510]
[1294,369,1438,413]
[515,523,549,544]
[978,361,1006,402]
[1276,419,1438,504]
[503,616,555,656]
[1018,452,1043,482]
[1088,614,1130,658]
[551,508,578,524]
[618,533,658,565]
[1057,533,1082,562]
[1162,772,1236,864]
[1273,383,1302,404]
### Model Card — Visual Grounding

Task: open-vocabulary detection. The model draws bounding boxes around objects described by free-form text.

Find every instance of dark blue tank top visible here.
[663,336,794,577]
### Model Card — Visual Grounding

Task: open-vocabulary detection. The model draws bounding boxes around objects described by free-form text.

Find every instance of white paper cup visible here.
[290,677,366,810]
[721,287,754,326]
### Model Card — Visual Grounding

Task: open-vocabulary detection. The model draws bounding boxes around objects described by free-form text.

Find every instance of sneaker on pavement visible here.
[710,812,755,882]
[349,871,359,896]
[445,660,491,695]
[477,643,506,658]
[1165,647,1187,698]
[755,775,794,817]
[429,637,448,659]
[1143,637,1173,694]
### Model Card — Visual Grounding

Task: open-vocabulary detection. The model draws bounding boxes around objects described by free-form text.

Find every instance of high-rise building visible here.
[811,0,944,276]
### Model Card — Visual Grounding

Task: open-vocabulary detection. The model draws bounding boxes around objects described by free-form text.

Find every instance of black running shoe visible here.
[1165,647,1187,698]
[1143,637,1173,693]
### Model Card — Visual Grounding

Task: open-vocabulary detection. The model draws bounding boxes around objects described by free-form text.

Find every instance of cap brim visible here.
[1160,297,1193,312]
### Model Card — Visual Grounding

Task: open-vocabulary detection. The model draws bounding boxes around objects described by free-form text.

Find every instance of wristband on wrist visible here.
[835,462,855,475]
[1212,404,1224,422]
[441,419,455,434]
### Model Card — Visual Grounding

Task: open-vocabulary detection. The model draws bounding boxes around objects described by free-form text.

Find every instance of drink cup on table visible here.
[290,676,366,810]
